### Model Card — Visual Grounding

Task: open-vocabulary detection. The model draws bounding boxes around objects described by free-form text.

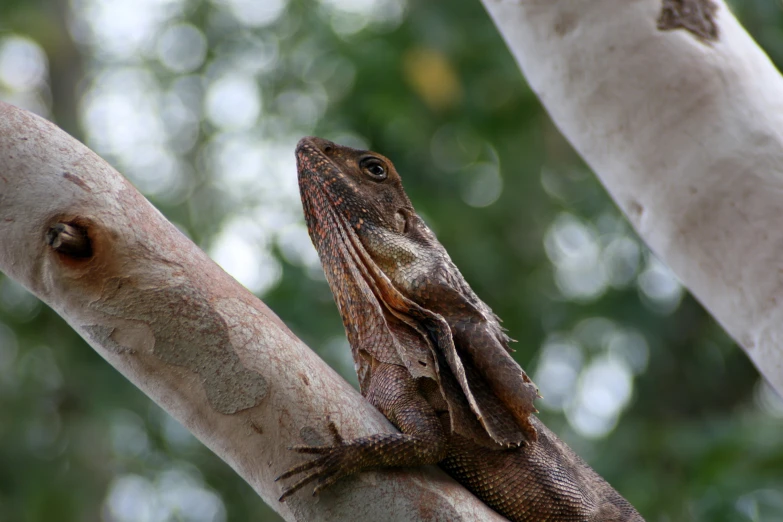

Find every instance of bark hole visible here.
[47,222,93,258]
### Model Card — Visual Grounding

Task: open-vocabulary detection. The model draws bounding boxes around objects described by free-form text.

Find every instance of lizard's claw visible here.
[277,420,354,502]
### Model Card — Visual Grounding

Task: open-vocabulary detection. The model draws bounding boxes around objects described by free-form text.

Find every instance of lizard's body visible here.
[278,137,644,521]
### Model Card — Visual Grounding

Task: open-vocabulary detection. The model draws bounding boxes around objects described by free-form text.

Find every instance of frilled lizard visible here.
[277,137,644,521]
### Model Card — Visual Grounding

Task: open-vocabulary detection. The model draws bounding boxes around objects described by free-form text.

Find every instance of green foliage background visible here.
[1,1,782,521]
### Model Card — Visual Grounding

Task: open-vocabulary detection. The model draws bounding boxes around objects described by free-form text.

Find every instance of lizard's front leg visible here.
[277,363,448,501]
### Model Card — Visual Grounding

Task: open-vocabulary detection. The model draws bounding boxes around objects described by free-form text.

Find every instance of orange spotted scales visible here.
[277,137,644,521]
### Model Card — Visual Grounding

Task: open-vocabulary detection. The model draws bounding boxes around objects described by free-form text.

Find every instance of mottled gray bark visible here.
[481,0,783,394]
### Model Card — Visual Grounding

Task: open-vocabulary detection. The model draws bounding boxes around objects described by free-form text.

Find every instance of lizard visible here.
[277,136,644,521]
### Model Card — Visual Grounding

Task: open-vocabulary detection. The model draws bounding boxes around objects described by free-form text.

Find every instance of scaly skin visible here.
[278,137,644,521]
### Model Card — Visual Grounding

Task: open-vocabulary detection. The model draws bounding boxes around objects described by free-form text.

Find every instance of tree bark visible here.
[0,102,504,521]
[480,0,783,394]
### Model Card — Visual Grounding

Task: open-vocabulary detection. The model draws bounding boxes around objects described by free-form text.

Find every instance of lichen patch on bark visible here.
[91,280,269,414]
[84,324,134,354]
[553,11,577,38]
[658,0,719,43]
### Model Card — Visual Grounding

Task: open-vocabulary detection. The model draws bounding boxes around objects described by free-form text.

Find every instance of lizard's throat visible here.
[301,177,436,344]
[300,176,409,318]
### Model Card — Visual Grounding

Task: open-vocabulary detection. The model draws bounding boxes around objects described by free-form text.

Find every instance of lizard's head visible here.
[295,136,435,272]
[295,136,413,239]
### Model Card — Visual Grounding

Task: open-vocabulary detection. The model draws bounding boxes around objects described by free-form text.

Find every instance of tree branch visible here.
[481,0,783,393]
[0,102,504,521]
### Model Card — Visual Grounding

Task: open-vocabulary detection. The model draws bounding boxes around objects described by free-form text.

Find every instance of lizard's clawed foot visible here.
[277,420,358,502]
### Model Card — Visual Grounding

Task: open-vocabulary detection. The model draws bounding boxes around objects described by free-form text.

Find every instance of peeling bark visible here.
[0,102,504,522]
[658,0,719,42]
[481,0,783,393]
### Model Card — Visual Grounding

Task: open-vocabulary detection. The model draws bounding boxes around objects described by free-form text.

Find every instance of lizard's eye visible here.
[360,158,387,181]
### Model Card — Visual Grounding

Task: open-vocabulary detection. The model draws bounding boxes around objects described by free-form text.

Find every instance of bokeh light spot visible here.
[637,256,684,314]
[209,217,282,295]
[320,0,408,36]
[157,24,207,74]
[534,338,583,411]
[205,75,261,130]
[461,162,503,208]
[0,277,41,321]
[104,467,226,522]
[403,48,462,111]
[0,35,48,92]
[545,213,608,301]
[567,356,633,439]
[218,0,287,28]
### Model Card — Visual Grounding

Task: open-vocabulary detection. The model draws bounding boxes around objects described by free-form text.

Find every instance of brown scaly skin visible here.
[277,137,644,521]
